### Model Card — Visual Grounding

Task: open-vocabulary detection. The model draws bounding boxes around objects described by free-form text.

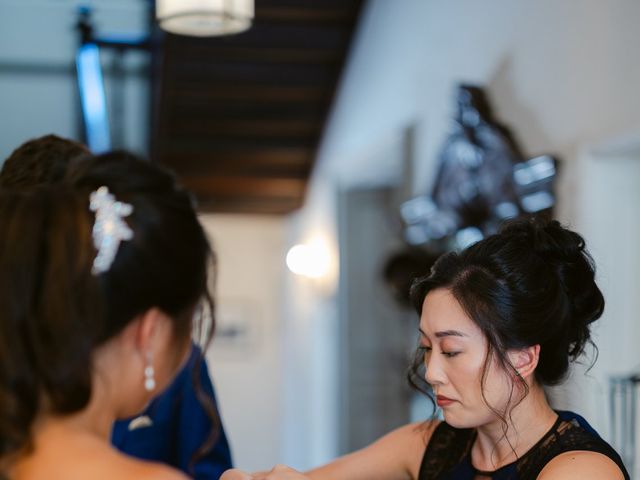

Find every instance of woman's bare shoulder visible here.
[114,454,188,480]
[132,464,189,480]
[536,450,626,480]
[379,420,440,450]
[11,440,188,480]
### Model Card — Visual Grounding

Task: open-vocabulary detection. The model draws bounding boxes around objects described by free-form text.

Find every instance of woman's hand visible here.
[257,465,310,479]
[221,466,310,480]
[220,469,254,480]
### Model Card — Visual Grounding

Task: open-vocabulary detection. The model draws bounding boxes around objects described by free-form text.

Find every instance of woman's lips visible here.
[436,395,456,407]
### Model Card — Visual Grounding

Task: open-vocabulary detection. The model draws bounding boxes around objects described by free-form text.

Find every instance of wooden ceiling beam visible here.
[154,0,364,214]
[162,85,326,103]
[255,3,361,24]
[165,118,322,137]
[159,136,317,152]
[181,174,307,197]
[167,62,338,86]
[165,103,326,120]
[161,151,313,178]
[167,25,352,50]
[166,164,311,179]
[160,148,310,167]
[168,46,342,64]
[197,196,303,214]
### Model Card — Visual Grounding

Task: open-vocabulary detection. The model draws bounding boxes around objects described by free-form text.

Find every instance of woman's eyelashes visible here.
[442,351,460,358]
[419,344,461,358]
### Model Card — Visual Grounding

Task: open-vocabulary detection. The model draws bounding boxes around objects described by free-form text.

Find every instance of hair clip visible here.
[89,186,134,275]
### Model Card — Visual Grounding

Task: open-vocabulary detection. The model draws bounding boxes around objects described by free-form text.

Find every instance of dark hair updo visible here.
[409,217,604,398]
[0,134,88,189]
[67,151,216,346]
[0,151,215,463]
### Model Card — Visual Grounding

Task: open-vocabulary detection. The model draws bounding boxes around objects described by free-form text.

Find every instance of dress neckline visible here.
[469,413,562,476]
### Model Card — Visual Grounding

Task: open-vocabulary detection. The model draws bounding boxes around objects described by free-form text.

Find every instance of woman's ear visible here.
[508,344,540,380]
[129,307,167,356]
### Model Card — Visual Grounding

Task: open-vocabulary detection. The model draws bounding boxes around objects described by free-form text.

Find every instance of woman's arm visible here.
[305,421,437,480]
[220,421,437,480]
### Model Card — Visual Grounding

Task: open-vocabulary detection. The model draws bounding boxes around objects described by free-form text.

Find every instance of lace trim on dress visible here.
[417,412,629,480]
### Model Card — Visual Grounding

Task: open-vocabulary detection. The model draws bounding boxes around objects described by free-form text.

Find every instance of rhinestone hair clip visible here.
[89,186,134,275]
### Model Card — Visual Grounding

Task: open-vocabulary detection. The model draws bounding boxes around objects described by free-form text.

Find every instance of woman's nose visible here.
[424,353,446,386]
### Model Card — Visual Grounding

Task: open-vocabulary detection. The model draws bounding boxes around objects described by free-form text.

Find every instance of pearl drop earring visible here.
[144,354,156,392]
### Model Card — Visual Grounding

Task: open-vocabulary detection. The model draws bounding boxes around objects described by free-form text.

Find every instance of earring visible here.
[144,353,156,392]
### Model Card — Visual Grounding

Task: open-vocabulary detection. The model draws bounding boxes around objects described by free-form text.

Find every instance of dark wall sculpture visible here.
[384,84,559,306]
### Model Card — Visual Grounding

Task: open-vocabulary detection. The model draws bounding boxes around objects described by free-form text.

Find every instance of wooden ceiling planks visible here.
[154,0,364,214]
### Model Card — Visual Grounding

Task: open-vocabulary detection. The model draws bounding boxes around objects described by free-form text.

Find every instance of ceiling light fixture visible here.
[156,0,254,37]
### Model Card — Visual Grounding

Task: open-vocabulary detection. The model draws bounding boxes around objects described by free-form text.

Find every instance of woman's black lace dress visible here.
[418,411,629,479]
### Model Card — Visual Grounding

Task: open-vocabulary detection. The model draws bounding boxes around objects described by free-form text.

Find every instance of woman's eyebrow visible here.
[434,330,467,338]
[418,328,467,338]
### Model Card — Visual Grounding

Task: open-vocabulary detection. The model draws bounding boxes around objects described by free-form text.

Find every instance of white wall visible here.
[320,0,640,211]
[201,214,287,472]
[572,133,640,477]
[285,0,640,469]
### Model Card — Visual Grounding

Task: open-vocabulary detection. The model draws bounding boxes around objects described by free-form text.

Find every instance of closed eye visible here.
[418,346,459,358]
[442,351,460,358]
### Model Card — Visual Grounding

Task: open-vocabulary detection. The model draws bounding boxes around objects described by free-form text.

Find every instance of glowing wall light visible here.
[286,242,330,279]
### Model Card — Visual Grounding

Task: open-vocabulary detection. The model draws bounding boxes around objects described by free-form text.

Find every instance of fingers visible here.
[253,465,308,480]
[220,468,254,480]
[222,464,308,480]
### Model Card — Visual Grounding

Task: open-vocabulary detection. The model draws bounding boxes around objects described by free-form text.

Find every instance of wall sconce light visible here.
[156,0,254,37]
[286,243,330,279]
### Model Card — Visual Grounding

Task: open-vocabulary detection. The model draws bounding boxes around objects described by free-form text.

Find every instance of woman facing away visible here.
[224,218,629,480]
[0,152,217,480]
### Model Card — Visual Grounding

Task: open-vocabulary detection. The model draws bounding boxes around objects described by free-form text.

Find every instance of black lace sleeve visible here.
[416,414,629,480]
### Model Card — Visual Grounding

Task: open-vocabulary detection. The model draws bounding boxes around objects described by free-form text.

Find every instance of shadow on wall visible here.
[487,56,554,155]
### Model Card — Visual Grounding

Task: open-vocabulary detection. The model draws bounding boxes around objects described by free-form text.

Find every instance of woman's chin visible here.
[441,409,475,429]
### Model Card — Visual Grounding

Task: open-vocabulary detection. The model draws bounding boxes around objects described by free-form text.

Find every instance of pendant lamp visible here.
[156,0,254,37]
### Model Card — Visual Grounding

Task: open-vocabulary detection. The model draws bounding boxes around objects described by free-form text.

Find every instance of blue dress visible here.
[418,411,629,479]
[111,345,233,479]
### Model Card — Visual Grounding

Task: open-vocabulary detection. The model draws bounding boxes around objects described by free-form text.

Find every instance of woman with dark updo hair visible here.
[223,218,628,480]
[0,153,216,479]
